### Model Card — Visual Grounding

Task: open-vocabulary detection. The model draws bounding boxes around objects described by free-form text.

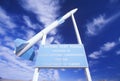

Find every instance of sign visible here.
[35,44,88,68]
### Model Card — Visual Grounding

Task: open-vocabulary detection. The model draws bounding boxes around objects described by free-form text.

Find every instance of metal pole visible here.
[32,68,40,81]
[85,68,92,81]
[41,34,47,45]
[71,14,92,81]
[71,14,82,44]
[32,34,47,81]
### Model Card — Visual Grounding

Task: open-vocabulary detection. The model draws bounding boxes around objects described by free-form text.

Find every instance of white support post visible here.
[32,68,40,81]
[32,34,47,81]
[85,68,92,81]
[71,14,92,81]
[41,34,47,45]
[71,14,82,44]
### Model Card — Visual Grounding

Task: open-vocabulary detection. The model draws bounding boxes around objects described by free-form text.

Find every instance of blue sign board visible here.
[35,44,88,68]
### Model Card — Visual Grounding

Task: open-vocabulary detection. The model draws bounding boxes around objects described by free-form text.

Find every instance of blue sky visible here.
[0,0,120,81]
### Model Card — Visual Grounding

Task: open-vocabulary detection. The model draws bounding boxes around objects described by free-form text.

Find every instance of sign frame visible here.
[35,44,88,68]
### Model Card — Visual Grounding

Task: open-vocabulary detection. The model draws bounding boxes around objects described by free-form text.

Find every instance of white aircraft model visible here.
[14,8,78,60]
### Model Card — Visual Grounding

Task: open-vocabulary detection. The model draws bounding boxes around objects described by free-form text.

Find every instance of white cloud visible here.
[3,36,15,48]
[109,0,119,3]
[73,69,82,73]
[0,27,6,35]
[0,7,18,51]
[100,42,116,51]
[0,61,33,80]
[0,45,34,80]
[20,0,60,27]
[107,11,120,23]
[46,36,54,44]
[23,15,41,30]
[86,15,106,36]
[60,69,66,71]
[23,16,34,28]
[0,45,61,80]
[54,35,63,44]
[39,69,60,81]
[0,0,62,80]
[53,70,60,81]
[0,46,13,55]
[119,37,120,41]
[116,50,120,55]
[0,46,34,71]
[4,36,13,42]
[20,0,63,44]
[0,7,16,29]
[89,60,99,67]
[77,78,85,81]
[86,12,120,36]
[25,29,36,40]
[89,51,102,59]
[89,41,118,59]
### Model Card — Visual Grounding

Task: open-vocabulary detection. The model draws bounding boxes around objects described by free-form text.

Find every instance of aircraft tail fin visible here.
[14,38,35,61]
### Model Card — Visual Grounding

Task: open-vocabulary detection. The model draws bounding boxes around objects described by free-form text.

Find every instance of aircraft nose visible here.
[71,8,78,14]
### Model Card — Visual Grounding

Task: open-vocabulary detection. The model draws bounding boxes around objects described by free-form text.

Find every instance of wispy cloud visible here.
[0,45,34,80]
[116,50,120,55]
[39,69,60,81]
[60,69,66,71]
[109,0,119,4]
[0,45,60,80]
[100,42,116,51]
[0,7,17,37]
[119,37,120,41]
[89,38,119,59]
[0,7,16,29]
[20,0,60,27]
[0,61,33,80]
[86,12,120,36]
[77,78,85,81]
[25,29,36,40]
[89,51,102,59]
[86,15,106,36]
[53,70,60,81]
[89,60,99,67]
[77,78,90,81]
[0,0,63,80]
[0,5,61,81]
[23,15,42,30]
[20,0,62,43]
[0,27,6,35]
